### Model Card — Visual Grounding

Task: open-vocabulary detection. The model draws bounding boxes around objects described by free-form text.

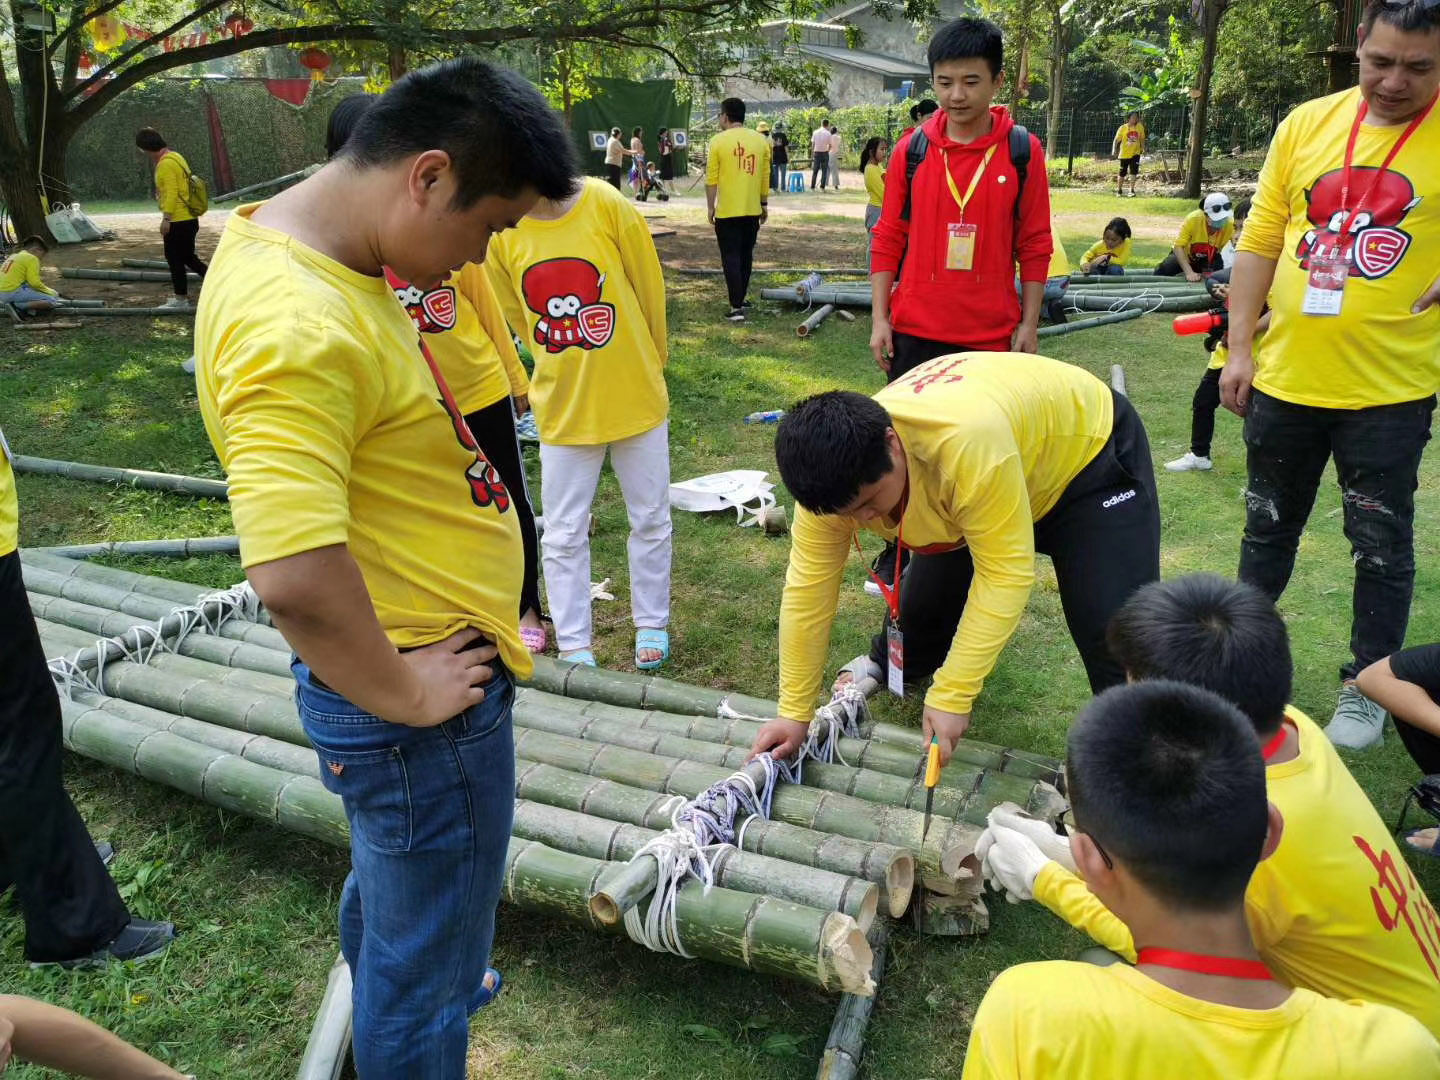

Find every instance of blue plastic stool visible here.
[788,171,804,193]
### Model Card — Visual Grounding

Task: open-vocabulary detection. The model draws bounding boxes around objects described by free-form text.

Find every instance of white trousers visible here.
[539,421,672,652]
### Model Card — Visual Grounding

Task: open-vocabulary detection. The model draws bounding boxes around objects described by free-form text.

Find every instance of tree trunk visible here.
[0,33,51,239]
[1044,17,1067,159]
[387,43,407,81]
[1184,0,1227,199]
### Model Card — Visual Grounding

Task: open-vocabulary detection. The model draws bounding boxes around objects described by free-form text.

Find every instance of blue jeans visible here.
[293,659,515,1079]
[0,285,55,307]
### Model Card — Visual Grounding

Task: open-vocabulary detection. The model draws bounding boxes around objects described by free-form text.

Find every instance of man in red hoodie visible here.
[869,17,1052,379]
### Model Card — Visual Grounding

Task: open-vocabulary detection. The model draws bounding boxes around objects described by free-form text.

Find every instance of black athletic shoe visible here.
[32,918,176,970]
[725,309,746,323]
[1045,297,1069,325]
[96,841,115,867]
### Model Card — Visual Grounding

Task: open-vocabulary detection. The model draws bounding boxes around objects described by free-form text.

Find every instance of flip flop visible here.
[474,966,503,1010]
[635,629,670,671]
[1403,828,1440,859]
[559,649,597,667]
[519,625,548,653]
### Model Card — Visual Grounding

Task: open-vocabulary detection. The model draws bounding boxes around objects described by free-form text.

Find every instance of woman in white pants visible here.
[487,176,673,669]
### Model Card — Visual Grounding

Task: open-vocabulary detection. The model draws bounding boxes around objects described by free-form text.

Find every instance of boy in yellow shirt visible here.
[1078,216,1132,275]
[134,127,208,310]
[193,58,576,1076]
[705,96,771,322]
[964,679,1440,1079]
[1112,110,1145,196]
[487,176,672,670]
[980,574,1440,1038]
[0,236,60,313]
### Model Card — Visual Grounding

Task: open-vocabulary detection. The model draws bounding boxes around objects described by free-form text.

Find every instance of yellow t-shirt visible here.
[0,250,57,296]
[1176,209,1234,262]
[486,179,668,447]
[705,126,772,219]
[154,151,197,223]
[1239,86,1440,409]
[1034,707,1440,1037]
[1081,236,1132,268]
[961,959,1440,1080]
[1114,122,1146,159]
[385,264,529,415]
[1046,223,1071,279]
[777,353,1113,720]
[864,163,885,208]
[193,204,529,675]
[0,434,17,558]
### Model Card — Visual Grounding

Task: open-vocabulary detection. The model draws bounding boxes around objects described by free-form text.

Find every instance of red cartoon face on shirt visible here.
[1297,167,1420,280]
[414,338,511,514]
[384,267,457,334]
[520,257,615,353]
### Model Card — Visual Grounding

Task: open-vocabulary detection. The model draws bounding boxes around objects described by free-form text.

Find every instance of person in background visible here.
[324,93,374,159]
[1155,192,1233,280]
[902,98,940,137]
[827,123,843,189]
[0,994,193,1079]
[1040,220,1071,323]
[0,437,175,972]
[604,127,626,189]
[656,126,675,187]
[486,176,672,671]
[134,127,207,310]
[770,124,790,193]
[962,680,1440,1080]
[705,96,771,323]
[810,117,831,190]
[629,126,647,197]
[1112,110,1146,197]
[1356,647,1440,850]
[1079,217,1132,275]
[0,236,60,314]
[861,136,889,268]
[1221,0,1440,750]
[642,160,669,202]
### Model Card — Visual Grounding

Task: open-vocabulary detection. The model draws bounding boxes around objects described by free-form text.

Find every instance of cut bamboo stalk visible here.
[797,304,836,337]
[1111,364,1128,396]
[67,307,196,317]
[62,267,201,283]
[857,719,1062,784]
[522,654,777,718]
[1067,293,1210,313]
[920,893,989,936]
[1036,309,1142,337]
[514,760,914,916]
[120,258,174,270]
[142,652,296,699]
[817,921,887,1080]
[34,536,240,559]
[22,549,243,606]
[509,800,877,932]
[12,456,228,499]
[296,953,352,1080]
[213,165,318,204]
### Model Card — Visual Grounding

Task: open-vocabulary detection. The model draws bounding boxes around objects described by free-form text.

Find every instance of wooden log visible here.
[61,267,200,283]
[514,760,914,917]
[797,304,836,337]
[34,536,239,559]
[11,456,228,499]
[817,921,887,1080]
[522,655,777,718]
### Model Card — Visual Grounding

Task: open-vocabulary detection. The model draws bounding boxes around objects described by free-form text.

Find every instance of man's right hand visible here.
[747,718,808,761]
[1220,343,1256,416]
[870,315,893,372]
[397,628,499,727]
[1184,268,1201,283]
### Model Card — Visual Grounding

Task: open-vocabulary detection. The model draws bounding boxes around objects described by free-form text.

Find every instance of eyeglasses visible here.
[1208,200,1232,212]
[1056,807,1114,870]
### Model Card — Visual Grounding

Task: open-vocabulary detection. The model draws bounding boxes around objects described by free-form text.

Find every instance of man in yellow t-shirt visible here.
[706,96,771,322]
[747,353,1160,766]
[0,236,60,313]
[134,127,208,310]
[981,574,1440,1040]
[1221,1,1440,751]
[193,58,576,1076]
[1156,193,1234,279]
[1112,110,1145,196]
[964,680,1440,1080]
[0,436,175,969]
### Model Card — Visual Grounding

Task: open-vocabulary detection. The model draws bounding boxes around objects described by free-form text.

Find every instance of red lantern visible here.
[297,47,331,83]
[224,12,253,37]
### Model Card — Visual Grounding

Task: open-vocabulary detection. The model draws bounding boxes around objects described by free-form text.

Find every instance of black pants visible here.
[1190,367,1223,457]
[1239,389,1435,681]
[1154,249,1220,277]
[714,215,760,311]
[163,218,207,296]
[463,400,541,619]
[811,151,830,190]
[1397,720,1440,776]
[867,390,1161,695]
[887,332,982,383]
[605,165,623,189]
[0,551,130,962]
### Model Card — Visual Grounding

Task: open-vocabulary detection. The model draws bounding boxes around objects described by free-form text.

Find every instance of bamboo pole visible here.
[1111,364,1128,396]
[52,298,107,308]
[61,268,201,283]
[797,304,836,337]
[296,954,352,1080]
[1066,293,1211,313]
[919,893,989,936]
[858,720,1062,784]
[213,165,319,204]
[66,307,196,318]
[21,550,271,623]
[11,457,228,500]
[759,287,871,307]
[1035,310,1143,337]
[34,537,239,559]
[120,258,173,270]
[522,655,777,718]
[816,921,887,1080]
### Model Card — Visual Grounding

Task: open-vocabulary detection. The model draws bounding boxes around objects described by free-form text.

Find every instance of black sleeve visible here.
[1388,644,1440,700]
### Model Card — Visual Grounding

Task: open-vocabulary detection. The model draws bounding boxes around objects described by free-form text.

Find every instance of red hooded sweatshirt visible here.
[870,106,1053,351]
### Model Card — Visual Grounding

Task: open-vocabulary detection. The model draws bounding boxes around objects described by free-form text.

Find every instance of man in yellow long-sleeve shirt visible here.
[1220,0,1440,750]
[964,680,1440,1080]
[748,353,1160,765]
[135,128,208,310]
[980,574,1440,1038]
[0,237,59,313]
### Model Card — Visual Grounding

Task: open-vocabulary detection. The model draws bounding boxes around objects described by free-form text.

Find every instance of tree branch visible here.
[47,0,130,58]
[74,0,232,98]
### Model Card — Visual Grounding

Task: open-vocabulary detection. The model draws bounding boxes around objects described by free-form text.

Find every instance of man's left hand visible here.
[513,393,529,416]
[1413,273,1440,315]
[760,207,768,225]
[922,705,970,767]
[1010,322,1039,354]
[160,219,171,236]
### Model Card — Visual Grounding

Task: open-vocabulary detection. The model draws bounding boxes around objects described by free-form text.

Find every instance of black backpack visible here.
[899,122,1031,224]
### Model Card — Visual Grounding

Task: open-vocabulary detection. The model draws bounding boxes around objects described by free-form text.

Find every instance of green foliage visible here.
[1120,20,1198,112]
[1211,0,1329,111]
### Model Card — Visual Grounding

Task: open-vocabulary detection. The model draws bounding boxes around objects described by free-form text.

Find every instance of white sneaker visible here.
[1326,682,1387,750]
[159,296,192,310]
[181,355,196,374]
[863,580,882,598]
[1164,452,1212,472]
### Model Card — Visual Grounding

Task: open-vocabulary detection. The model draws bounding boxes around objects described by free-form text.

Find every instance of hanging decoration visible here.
[223,12,254,37]
[298,47,332,84]
[89,13,126,51]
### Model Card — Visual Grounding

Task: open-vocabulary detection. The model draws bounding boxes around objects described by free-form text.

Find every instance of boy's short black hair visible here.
[1067,681,1268,912]
[134,127,166,152]
[775,391,894,514]
[1104,216,1132,240]
[20,234,48,253]
[721,97,746,123]
[928,17,1004,76]
[341,57,576,207]
[1106,574,1292,736]
[325,94,374,159]
[1234,195,1252,221]
[1362,0,1440,33]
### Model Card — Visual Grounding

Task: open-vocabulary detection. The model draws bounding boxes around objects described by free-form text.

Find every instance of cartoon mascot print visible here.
[521,257,616,353]
[1297,166,1421,280]
[383,267,458,334]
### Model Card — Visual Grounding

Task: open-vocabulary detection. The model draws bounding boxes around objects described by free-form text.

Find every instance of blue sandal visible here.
[559,649,597,667]
[474,966,503,1010]
[1404,828,1440,859]
[635,629,670,671]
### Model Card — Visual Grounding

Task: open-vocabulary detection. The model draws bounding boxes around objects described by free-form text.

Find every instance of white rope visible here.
[47,652,101,697]
[802,682,869,766]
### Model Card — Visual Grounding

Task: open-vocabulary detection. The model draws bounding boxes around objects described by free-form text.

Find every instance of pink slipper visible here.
[520,626,548,653]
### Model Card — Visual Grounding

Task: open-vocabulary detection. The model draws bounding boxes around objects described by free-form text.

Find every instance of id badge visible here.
[886,623,905,697]
[1301,254,1348,316]
[945,222,977,272]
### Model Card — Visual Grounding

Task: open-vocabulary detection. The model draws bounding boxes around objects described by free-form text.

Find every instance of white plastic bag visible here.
[44,203,103,243]
[669,470,777,527]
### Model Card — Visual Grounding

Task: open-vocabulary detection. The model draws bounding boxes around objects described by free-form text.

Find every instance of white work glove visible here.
[979,824,1051,905]
[987,805,1077,872]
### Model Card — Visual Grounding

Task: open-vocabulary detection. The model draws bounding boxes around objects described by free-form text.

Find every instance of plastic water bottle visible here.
[743,410,786,424]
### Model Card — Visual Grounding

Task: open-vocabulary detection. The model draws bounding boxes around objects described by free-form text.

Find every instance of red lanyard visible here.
[857,516,904,621]
[1137,948,1273,981]
[1260,722,1289,762]
[1339,92,1438,234]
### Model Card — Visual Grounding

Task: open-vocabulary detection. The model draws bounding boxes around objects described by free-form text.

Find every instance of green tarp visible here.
[569,78,692,182]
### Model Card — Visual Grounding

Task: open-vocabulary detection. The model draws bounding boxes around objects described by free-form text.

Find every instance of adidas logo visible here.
[1102,489,1137,509]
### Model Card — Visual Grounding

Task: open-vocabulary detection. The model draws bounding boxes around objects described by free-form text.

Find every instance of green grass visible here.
[81,200,167,217]
[2,188,1437,1077]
